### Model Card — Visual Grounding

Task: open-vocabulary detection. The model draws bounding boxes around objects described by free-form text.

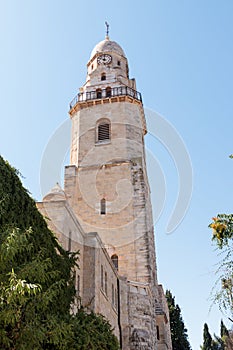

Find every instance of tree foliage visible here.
[166,290,191,350]
[209,215,233,248]
[209,215,233,319]
[0,155,119,349]
[201,321,233,350]
[72,308,119,350]
[201,323,214,350]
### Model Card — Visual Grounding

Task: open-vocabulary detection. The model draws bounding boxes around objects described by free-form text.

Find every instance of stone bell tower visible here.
[63,30,172,349]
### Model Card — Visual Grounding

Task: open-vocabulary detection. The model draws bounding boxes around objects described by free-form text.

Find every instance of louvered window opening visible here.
[98,123,110,141]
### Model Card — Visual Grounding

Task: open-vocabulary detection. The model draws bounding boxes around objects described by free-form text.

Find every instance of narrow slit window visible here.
[115,288,118,309]
[156,326,160,340]
[100,198,106,215]
[111,254,118,270]
[101,265,104,289]
[98,123,110,141]
[112,284,114,305]
[77,275,80,294]
[74,270,76,290]
[105,271,108,295]
[68,231,72,251]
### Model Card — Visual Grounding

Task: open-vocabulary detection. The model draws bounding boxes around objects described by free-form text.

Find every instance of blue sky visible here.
[1,1,233,348]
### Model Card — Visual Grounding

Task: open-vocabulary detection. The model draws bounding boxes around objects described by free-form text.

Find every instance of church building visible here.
[37,29,172,350]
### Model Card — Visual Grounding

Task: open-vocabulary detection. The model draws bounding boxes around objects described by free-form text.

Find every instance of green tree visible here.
[71,308,119,350]
[200,321,233,350]
[0,155,120,349]
[166,290,192,350]
[220,319,229,339]
[220,320,233,350]
[201,323,213,350]
[0,155,77,349]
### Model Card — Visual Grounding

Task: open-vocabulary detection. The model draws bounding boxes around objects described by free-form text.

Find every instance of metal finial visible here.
[105,21,109,38]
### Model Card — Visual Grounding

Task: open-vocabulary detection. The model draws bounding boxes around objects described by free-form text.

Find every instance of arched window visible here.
[96,89,102,99]
[100,198,106,215]
[98,122,110,142]
[106,87,111,98]
[101,73,106,81]
[111,254,118,270]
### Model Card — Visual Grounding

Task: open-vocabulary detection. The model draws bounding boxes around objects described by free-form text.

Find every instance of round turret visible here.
[85,35,130,88]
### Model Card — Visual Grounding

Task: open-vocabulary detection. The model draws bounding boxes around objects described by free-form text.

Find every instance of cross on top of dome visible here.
[89,22,126,60]
[105,21,109,39]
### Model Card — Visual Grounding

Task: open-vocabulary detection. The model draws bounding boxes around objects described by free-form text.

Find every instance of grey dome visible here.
[43,183,66,202]
[90,38,126,59]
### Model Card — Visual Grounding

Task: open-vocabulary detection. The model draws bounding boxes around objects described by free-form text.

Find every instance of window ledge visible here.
[100,287,108,300]
[95,140,111,146]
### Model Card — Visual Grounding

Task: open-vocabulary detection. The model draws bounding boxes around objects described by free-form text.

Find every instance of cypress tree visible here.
[202,323,213,350]
[166,290,191,350]
[220,319,229,338]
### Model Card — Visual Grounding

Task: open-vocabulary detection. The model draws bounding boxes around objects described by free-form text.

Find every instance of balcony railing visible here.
[70,85,142,110]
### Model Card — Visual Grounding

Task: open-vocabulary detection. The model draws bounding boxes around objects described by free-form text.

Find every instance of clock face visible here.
[97,54,112,65]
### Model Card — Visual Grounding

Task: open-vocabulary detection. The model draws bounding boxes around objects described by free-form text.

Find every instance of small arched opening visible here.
[111,254,118,270]
[96,89,102,99]
[101,73,106,81]
[106,86,111,98]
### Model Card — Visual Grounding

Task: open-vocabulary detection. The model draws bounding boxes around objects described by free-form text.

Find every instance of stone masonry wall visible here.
[37,199,121,339]
[36,199,85,303]
[127,282,157,350]
[70,102,145,167]
[64,160,158,285]
[82,232,120,338]
[156,285,172,350]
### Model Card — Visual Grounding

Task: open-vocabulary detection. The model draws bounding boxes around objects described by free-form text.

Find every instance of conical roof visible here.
[43,183,66,201]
